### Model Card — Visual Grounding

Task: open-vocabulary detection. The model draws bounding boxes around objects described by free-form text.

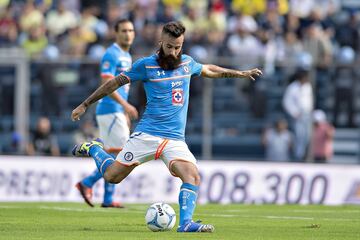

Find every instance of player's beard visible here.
[157,45,182,70]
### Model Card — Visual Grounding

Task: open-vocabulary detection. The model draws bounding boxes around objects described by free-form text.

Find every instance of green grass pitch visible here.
[0,202,359,240]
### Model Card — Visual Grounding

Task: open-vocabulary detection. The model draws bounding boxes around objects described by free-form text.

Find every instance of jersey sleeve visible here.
[100,51,117,78]
[188,56,203,77]
[121,58,147,82]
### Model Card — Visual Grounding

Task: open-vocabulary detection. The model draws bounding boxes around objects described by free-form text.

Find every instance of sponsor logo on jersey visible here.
[171,81,183,88]
[172,88,184,106]
[124,152,134,161]
[157,70,166,76]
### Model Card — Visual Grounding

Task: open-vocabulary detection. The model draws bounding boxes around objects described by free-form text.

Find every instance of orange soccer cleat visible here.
[75,182,94,207]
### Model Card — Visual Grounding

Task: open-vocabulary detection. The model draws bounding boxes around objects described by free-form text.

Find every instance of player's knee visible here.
[193,172,201,186]
[184,171,200,186]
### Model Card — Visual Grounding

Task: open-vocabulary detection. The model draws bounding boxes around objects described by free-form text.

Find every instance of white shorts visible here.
[96,112,129,149]
[116,132,197,176]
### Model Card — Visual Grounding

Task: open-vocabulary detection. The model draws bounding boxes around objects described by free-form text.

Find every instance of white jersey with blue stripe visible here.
[96,43,132,115]
[122,54,203,140]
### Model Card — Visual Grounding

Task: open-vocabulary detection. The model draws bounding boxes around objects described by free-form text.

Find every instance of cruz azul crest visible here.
[172,88,184,106]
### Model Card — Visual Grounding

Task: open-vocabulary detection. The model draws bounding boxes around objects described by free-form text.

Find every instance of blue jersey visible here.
[96,43,132,115]
[122,54,203,140]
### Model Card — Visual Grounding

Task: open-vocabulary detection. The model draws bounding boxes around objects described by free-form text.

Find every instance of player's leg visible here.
[75,113,120,206]
[162,141,214,233]
[73,132,154,183]
[73,138,136,184]
[99,113,130,207]
[171,161,200,223]
[102,153,123,207]
[75,169,102,207]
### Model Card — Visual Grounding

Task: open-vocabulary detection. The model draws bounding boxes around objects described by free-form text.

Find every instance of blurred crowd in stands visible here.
[1,0,359,162]
[0,0,357,65]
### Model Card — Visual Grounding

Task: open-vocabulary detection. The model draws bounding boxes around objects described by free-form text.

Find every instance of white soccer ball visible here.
[145,202,176,232]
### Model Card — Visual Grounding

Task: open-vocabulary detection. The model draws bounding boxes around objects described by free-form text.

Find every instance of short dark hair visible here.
[162,21,186,38]
[114,18,131,32]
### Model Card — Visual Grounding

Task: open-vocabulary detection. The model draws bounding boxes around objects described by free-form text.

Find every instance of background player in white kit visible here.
[71,21,262,231]
[75,19,138,208]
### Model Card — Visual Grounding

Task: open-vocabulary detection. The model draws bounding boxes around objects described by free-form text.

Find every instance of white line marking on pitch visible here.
[266,215,314,220]
[38,206,144,214]
[292,209,360,213]
[199,213,358,221]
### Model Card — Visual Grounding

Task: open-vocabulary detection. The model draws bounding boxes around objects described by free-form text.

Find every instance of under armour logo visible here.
[157,70,165,76]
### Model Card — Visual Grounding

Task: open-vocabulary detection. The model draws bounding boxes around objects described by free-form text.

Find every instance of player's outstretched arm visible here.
[71,74,130,121]
[201,64,262,81]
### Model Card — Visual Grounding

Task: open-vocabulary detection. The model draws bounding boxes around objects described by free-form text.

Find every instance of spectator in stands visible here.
[313,0,341,20]
[64,24,96,57]
[0,5,18,46]
[289,0,314,18]
[282,69,314,161]
[278,31,304,79]
[302,21,333,69]
[19,1,44,33]
[311,109,335,163]
[256,25,277,76]
[333,46,356,127]
[45,1,78,40]
[157,4,177,24]
[26,117,60,156]
[262,118,293,161]
[302,21,333,109]
[335,11,359,52]
[21,25,48,57]
[227,15,260,68]
[180,6,209,40]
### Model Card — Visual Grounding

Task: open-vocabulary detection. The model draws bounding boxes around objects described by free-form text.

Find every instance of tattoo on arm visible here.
[83,74,130,107]
[220,71,244,78]
[203,64,245,78]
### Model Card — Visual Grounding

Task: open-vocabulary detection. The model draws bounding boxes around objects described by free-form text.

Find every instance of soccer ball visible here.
[145,202,176,232]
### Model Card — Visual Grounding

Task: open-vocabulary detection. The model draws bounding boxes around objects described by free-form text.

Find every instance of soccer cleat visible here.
[72,138,104,157]
[177,220,215,233]
[101,202,125,208]
[75,182,94,207]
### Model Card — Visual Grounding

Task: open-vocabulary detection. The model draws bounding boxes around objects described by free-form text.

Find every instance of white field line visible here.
[198,213,359,222]
[1,205,359,221]
[292,209,360,213]
[224,209,360,214]
[265,215,314,220]
[38,206,144,214]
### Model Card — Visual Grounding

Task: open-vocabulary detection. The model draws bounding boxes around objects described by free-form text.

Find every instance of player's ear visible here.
[158,41,162,46]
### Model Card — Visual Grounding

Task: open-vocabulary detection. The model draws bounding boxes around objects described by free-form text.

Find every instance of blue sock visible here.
[178,183,199,226]
[103,181,115,205]
[89,145,115,175]
[82,169,102,188]
[103,153,116,204]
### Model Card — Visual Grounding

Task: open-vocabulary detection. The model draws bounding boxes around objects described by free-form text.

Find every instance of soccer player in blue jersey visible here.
[71,21,262,232]
[75,19,138,208]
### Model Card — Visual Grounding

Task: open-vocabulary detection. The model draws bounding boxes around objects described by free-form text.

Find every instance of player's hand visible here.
[71,103,87,121]
[124,103,139,120]
[244,68,262,81]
